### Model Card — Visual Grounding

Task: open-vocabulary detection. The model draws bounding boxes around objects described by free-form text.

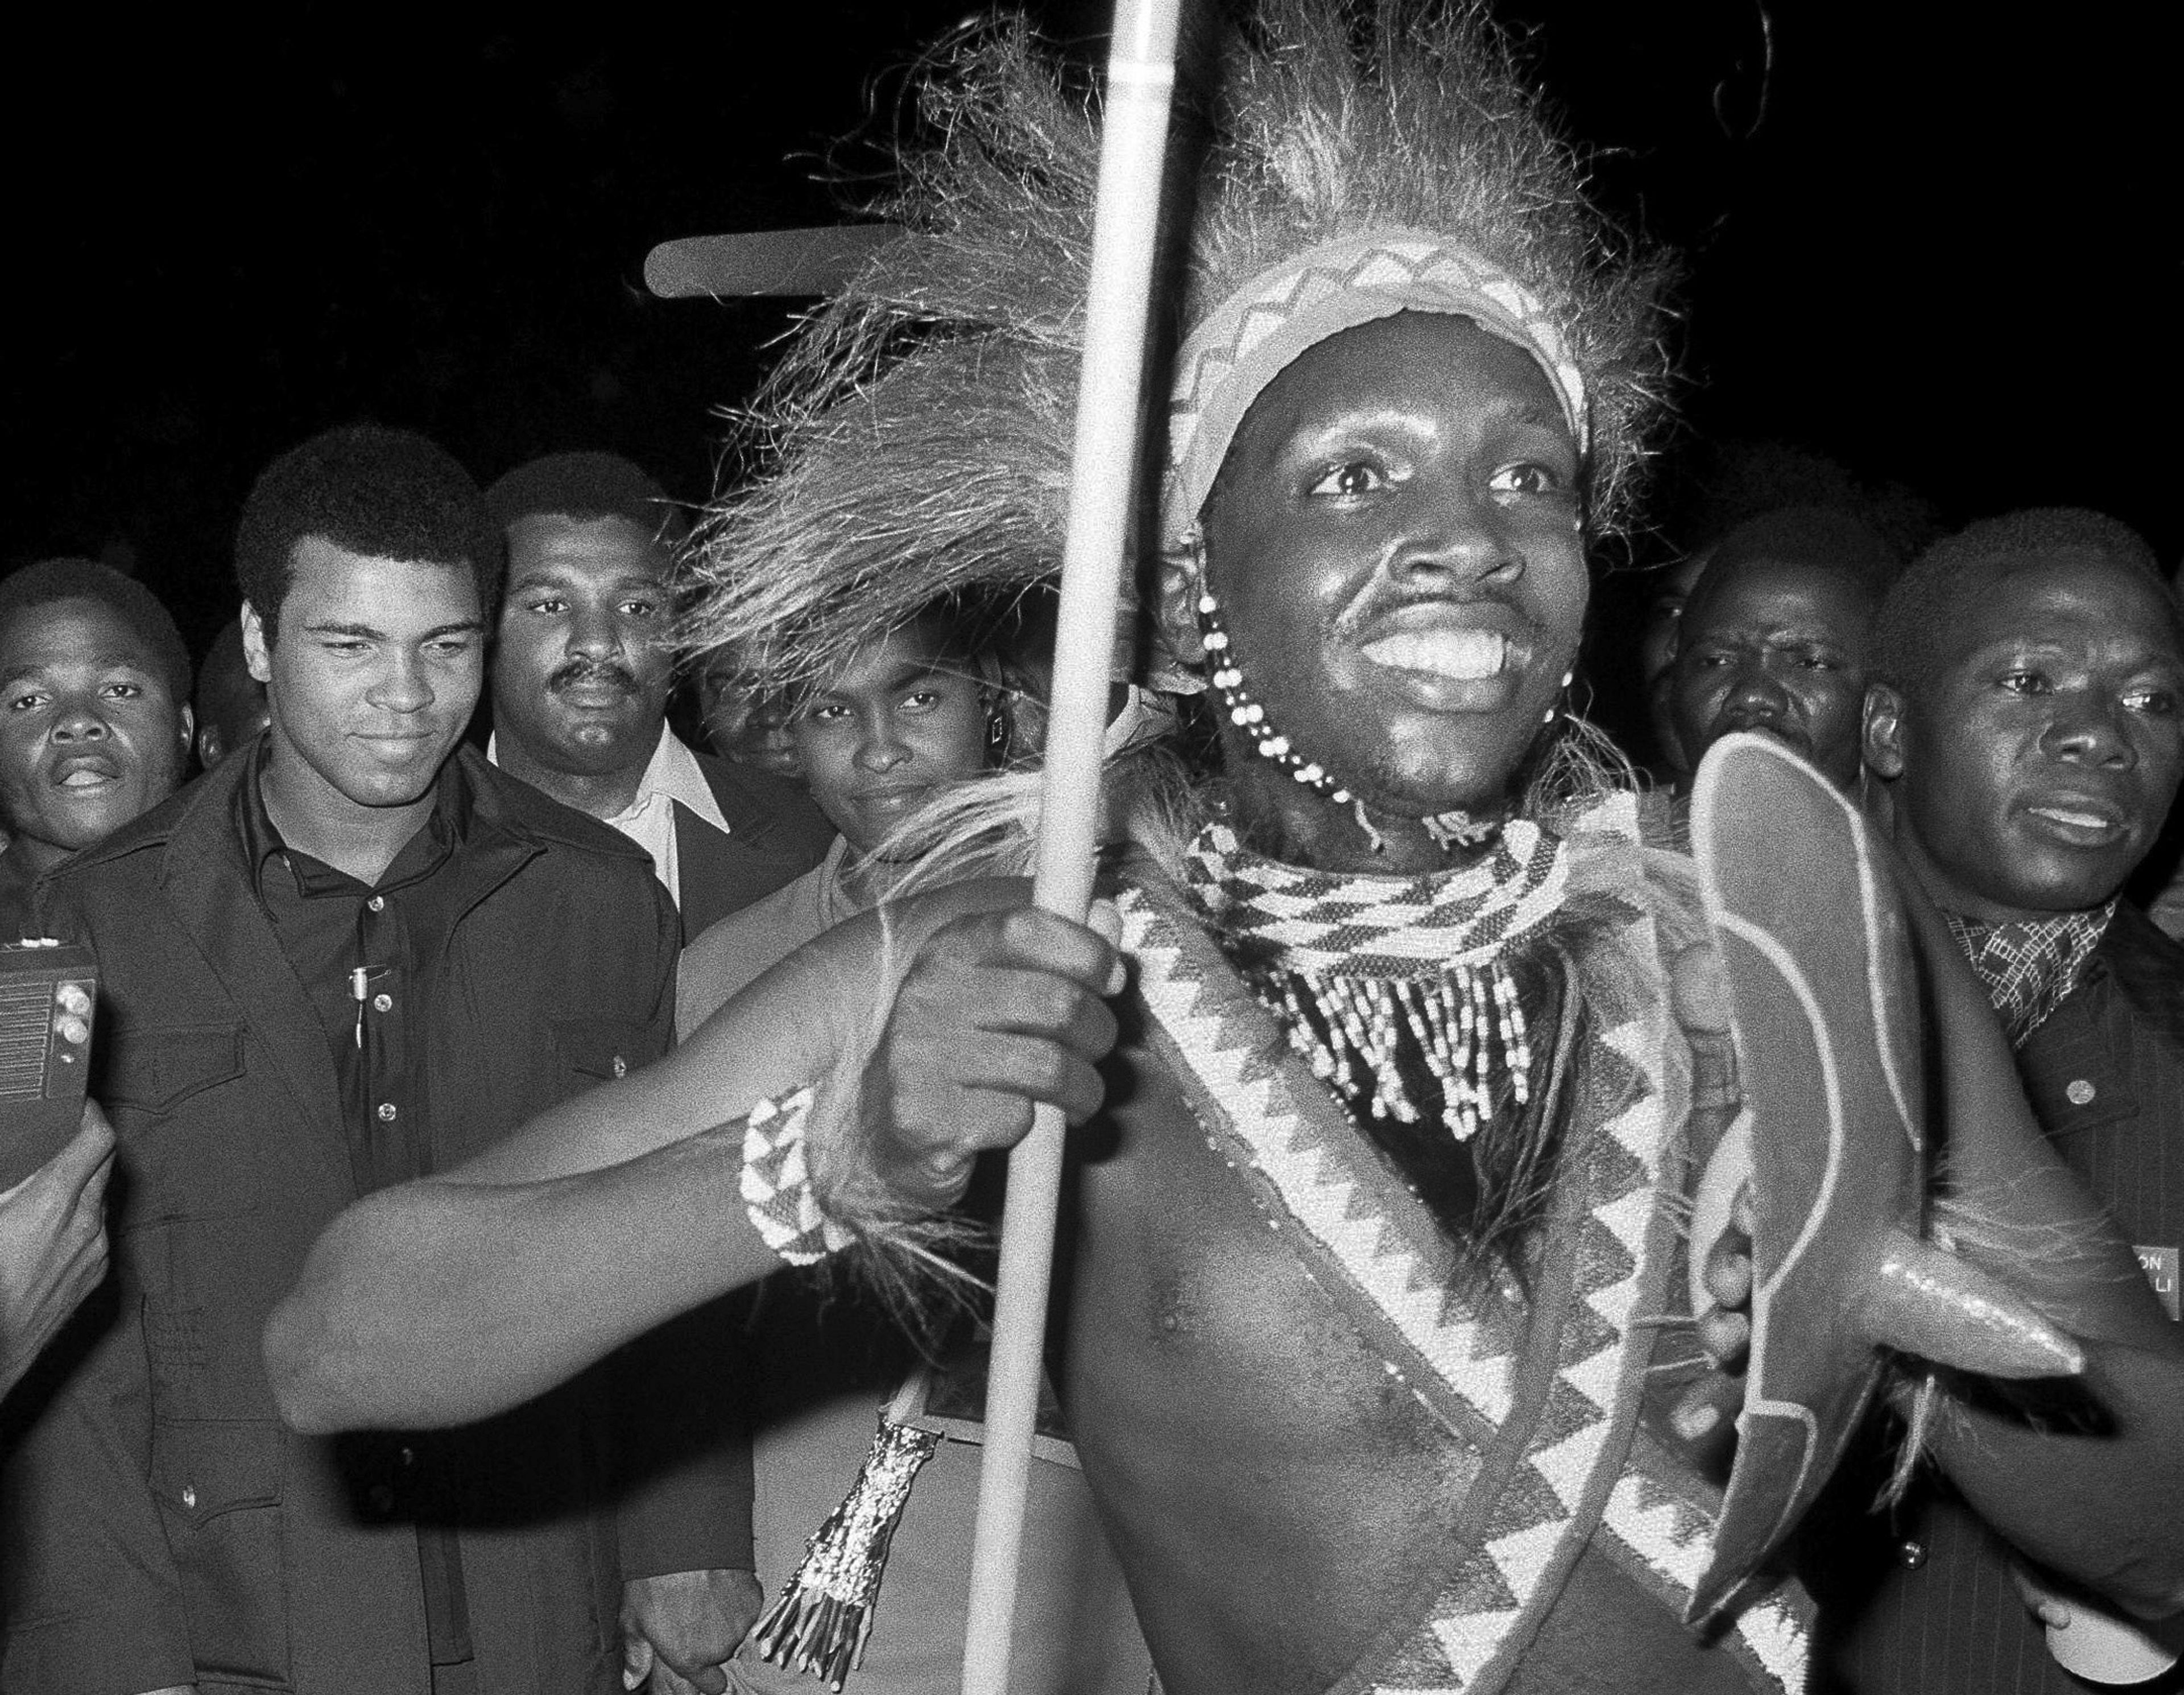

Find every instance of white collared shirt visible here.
[488,725,729,909]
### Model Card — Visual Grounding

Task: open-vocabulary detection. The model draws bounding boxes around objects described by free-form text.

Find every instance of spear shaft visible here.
[959,2,1182,1689]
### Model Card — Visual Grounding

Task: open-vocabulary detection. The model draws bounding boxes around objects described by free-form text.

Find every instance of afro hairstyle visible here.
[0,557,193,704]
[1872,507,2173,695]
[484,452,688,549]
[235,424,500,638]
[1681,505,1906,632]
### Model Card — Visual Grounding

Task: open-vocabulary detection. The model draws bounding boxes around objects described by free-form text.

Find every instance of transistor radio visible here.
[0,941,96,1191]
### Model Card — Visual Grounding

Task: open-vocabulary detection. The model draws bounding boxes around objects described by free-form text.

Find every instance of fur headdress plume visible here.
[681,1,1672,690]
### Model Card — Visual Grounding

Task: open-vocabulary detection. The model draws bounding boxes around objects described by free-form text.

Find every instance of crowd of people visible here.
[1,5,2178,1694]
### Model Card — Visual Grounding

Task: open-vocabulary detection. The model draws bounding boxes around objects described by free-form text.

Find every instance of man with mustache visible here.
[1664,506,1901,795]
[1,426,683,1695]
[484,453,833,942]
[1804,509,2184,1692]
[483,453,834,1692]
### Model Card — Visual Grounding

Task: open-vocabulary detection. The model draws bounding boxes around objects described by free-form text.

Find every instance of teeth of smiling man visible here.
[1360,629,1509,681]
[2030,807,2111,829]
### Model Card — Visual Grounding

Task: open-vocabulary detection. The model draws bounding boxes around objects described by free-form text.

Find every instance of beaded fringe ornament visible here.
[1185,820,1570,1142]
[750,1415,945,1690]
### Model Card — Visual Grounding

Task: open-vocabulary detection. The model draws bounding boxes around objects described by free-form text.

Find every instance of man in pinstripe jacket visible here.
[1809,510,2184,1692]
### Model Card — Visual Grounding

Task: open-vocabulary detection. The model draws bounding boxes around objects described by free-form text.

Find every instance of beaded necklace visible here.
[1183,817,1571,1143]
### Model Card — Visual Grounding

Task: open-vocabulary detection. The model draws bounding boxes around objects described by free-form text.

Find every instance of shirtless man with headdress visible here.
[266,7,2184,1693]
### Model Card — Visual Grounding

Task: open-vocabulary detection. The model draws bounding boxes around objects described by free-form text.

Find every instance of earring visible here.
[986,705,1010,758]
[1542,668,1574,725]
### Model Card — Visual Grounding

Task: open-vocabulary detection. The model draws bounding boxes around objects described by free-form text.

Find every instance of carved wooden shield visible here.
[1685,732,2082,1622]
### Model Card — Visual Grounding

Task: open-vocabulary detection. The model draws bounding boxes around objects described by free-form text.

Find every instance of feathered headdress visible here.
[681,0,1671,693]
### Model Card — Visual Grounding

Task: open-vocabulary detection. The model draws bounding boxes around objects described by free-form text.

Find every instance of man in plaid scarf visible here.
[1806,508,2184,1692]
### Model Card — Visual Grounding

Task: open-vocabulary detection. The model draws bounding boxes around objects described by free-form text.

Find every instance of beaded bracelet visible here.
[741,1085,856,1266]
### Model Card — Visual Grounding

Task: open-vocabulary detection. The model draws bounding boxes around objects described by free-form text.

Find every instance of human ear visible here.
[1154,548,1207,666]
[239,604,274,686]
[1862,683,1906,781]
[177,704,196,759]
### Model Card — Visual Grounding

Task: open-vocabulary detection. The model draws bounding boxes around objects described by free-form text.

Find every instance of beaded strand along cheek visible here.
[1197,585,1352,807]
[1196,581,1505,851]
[1184,818,1571,1144]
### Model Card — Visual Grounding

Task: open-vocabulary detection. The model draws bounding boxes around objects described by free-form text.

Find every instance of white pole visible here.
[959,2,1182,1690]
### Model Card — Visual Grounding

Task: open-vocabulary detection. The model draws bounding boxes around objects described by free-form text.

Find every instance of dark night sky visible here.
[9,4,2176,659]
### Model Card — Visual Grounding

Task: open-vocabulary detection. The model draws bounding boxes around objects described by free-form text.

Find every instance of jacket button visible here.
[2066,1079,2096,1106]
[398,1445,417,1467]
[377,1102,398,1122]
[367,895,386,913]
[1897,1539,1927,1569]
[181,1485,196,1510]
[373,993,393,1013]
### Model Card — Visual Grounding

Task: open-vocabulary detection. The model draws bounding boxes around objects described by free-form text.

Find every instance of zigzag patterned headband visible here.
[1161,229,1591,547]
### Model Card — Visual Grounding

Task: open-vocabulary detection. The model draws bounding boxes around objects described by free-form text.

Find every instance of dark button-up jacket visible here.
[672,751,836,945]
[1808,901,2184,1693]
[0,743,679,1695]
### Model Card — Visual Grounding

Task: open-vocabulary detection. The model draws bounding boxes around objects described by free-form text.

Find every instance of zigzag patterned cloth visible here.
[1163,229,1590,543]
[1118,853,1809,1694]
[1182,818,1570,976]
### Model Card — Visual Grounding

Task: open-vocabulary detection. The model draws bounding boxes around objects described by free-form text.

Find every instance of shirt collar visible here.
[238,737,470,898]
[621,726,731,836]
[486,725,731,837]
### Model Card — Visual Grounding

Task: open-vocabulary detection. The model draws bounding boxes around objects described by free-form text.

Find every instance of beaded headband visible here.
[1161,229,1592,548]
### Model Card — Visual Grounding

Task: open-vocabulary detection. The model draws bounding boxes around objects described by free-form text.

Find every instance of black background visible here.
[9,3,2175,655]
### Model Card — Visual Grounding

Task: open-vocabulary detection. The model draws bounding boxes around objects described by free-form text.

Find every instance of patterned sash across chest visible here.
[1120,849,1810,1695]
